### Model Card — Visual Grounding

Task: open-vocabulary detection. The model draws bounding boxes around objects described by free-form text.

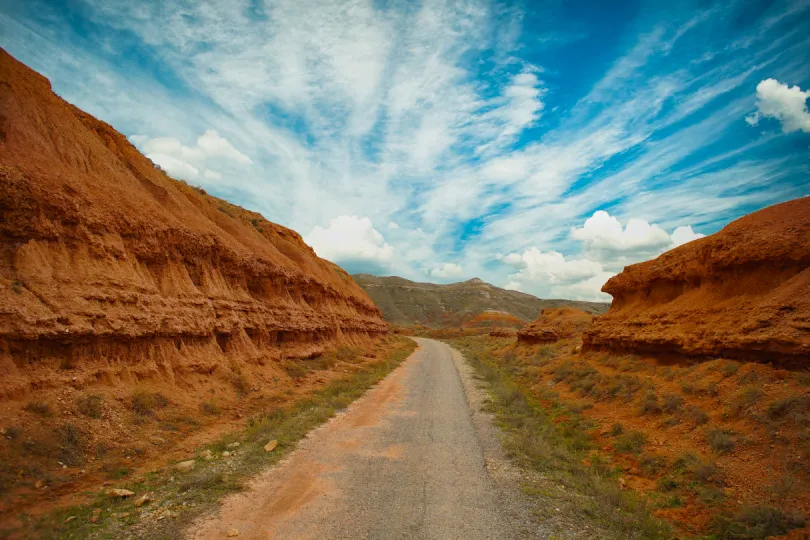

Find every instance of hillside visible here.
[353,274,609,327]
[0,48,390,521]
[584,197,810,364]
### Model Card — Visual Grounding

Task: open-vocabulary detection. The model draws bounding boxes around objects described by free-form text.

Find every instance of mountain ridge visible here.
[352,274,609,327]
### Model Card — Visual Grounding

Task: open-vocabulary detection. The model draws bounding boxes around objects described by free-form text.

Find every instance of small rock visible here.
[227,528,240,537]
[64,516,76,523]
[34,479,45,489]
[200,449,214,460]
[119,512,130,518]
[264,440,278,453]
[222,451,231,457]
[175,460,195,473]
[90,509,102,523]
[107,488,135,498]
[135,494,151,507]
[226,442,240,449]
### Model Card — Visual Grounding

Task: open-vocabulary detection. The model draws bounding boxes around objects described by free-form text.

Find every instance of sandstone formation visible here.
[0,48,387,401]
[517,308,595,345]
[583,197,810,364]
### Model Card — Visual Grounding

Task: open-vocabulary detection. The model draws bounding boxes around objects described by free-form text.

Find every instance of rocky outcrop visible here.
[517,308,595,344]
[0,49,386,400]
[583,197,810,365]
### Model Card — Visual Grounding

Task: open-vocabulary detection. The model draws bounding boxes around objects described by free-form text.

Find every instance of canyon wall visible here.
[517,308,594,345]
[583,197,810,364]
[0,48,387,401]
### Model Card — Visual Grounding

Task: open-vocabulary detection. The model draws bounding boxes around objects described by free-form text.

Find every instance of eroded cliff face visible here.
[583,197,810,364]
[0,48,387,401]
[517,308,595,345]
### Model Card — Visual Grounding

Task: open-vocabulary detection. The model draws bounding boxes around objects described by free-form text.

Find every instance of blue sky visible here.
[2,0,809,300]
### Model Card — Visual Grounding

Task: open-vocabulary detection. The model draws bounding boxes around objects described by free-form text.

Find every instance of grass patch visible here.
[615,430,647,454]
[706,428,735,454]
[131,391,170,417]
[76,394,104,419]
[710,505,805,539]
[200,401,220,416]
[448,337,669,539]
[24,401,52,416]
[28,337,416,540]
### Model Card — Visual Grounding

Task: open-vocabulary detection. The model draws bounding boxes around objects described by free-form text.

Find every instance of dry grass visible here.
[27,337,417,540]
[76,394,104,419]
[449,337,669,539]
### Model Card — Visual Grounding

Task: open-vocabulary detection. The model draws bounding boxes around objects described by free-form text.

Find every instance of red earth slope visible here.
[0,47,387,399]
[584,197,810,365]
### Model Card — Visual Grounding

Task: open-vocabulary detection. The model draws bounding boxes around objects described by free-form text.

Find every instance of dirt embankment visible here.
[583,198,810,364]
[517,308,594,345]
[0,48,387,521]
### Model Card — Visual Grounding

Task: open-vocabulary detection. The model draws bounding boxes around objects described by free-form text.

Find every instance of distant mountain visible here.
[353,274,610,328]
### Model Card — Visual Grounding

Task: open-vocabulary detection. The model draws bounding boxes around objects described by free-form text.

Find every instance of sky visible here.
[2,0,809,301]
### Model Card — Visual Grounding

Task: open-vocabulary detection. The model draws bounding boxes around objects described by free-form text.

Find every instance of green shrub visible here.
[76,394,104,419]
[706,428,735,454]
[686,405,709,425]
[720,362,739,377]
[201,401,220,415]
[767,395,809,418]
[728,385,762,416]
[131,391,170,416]
[639,391,661,415]
[711,505,806,540]
[610,423,624,436]
[615,430,647,454]
[24,401,52,416]
[661,394,684,413]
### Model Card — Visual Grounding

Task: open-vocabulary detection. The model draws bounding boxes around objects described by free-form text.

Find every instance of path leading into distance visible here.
[189,338,538,539]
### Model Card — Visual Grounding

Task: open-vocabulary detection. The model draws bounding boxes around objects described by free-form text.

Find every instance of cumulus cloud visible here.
[425,262,463,279]
[500,248,612,300]
[499,212,705,301]
[147,153,200,180]
[128,130,252,182]
[304,216,393,274]
[388,221,400,230]
[571,210,704,266]
[747,78,810,133]
[671,225,703,247]
[197,130,253,164]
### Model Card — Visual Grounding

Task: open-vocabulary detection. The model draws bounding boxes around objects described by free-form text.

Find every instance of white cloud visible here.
[128,130,252,183]
[197,129,253,164]
[671,225,704,247]
[147,153,200,180]
[571,210,672,253]
[5,0,805,297]
[750,78,810,133]
[304,215,393,271]
[204,169,223,181]
[387,221,400,229]
[499,212,705,301]
[500,247,612,301]
[425,263,463,279]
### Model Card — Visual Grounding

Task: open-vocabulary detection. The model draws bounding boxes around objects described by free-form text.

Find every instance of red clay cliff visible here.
[583,197,810,364]
[0,48,387,400]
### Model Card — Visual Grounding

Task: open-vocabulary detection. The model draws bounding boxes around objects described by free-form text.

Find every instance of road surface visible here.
[188,337,535,539]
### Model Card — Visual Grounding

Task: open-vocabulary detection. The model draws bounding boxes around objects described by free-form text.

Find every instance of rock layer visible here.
[583,197,810,364]
[0,49,386,400]
[517,308,595,345]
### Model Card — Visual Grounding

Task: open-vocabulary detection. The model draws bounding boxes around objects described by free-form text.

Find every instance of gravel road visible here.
[188,337,540,539]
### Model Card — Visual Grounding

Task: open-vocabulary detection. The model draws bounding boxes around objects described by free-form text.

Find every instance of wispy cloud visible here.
[1,0,808,300]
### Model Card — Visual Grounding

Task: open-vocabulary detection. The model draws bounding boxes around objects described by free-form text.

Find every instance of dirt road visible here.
[188,338,536,539]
